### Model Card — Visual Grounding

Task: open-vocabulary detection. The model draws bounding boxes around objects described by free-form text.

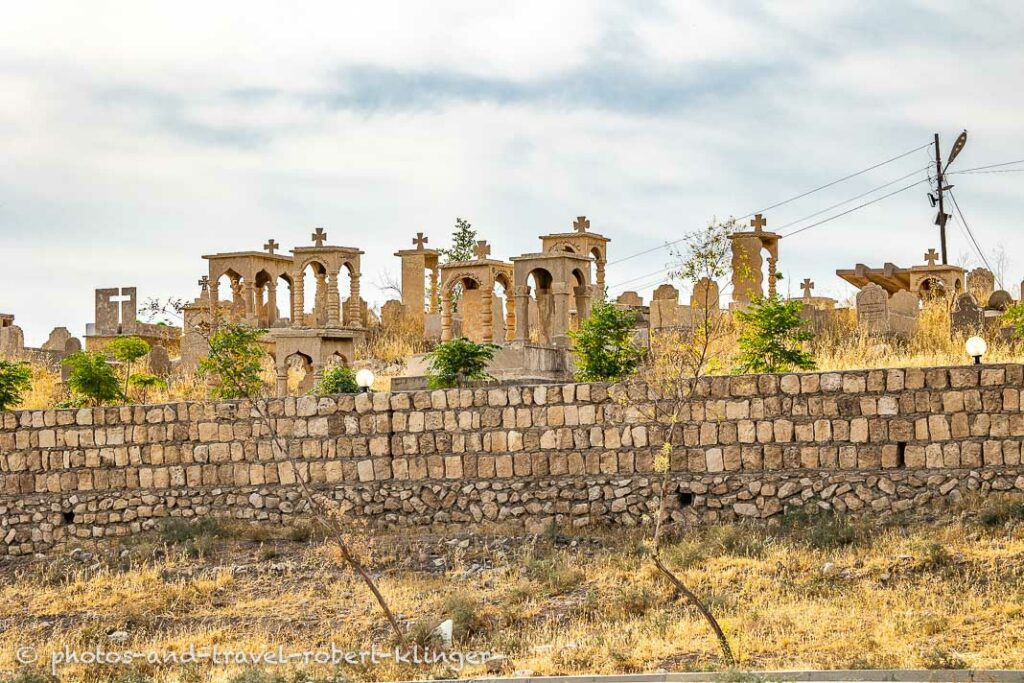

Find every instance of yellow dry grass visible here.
[1,497,1022,682]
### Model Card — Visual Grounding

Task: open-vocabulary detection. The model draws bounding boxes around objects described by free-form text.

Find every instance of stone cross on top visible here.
[311,227,327,247]
[750,213,767,233]
[801,277,814,299]
[924,248,939,266]
[413,232,428,250]
[573,216,590,233]
[198,276,210,292]
[264,239,279,254]
[474,240,491,260]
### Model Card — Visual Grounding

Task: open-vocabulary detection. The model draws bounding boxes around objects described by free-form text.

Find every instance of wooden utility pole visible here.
[934,133,949,265]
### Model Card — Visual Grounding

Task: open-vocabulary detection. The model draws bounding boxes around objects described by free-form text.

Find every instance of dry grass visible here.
[1,497,1022,682]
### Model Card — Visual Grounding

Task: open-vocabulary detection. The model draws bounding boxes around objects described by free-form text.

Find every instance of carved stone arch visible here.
[443,271,484,294]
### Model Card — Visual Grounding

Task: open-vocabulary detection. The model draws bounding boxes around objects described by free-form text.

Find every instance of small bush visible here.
[63,351,124,405]
[734,296,815,374]
[922,648,967,670]
[442,594,492,639]
[779,509,859,550]
[315,366,359,395]
[569,300,644,381]
[425,337,499,388]
[0,359,32,411]
[978,496,1024,527]
[198,323,268,399]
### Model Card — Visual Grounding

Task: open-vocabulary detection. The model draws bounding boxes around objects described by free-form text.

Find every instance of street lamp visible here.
[965,336,987,365]
[356,368,375,392]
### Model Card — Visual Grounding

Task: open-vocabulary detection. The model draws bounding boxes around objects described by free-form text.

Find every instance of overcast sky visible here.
[2,1,1023,344]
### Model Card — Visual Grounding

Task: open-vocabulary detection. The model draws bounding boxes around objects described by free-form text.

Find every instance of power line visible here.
[949,159,1024,174]
[773,166,931,233]
[779,179,929,238]
[951,168,1024,175]
[947,189,997,284]
[606,141,934,267]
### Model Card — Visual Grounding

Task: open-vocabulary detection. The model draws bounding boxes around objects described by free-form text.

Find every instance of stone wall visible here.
[3,364,1024,557]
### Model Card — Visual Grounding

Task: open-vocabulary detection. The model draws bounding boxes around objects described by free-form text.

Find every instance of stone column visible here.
[575,285,591,322]
[505,294,516,342]
[513,286,530,343]
[441,292,453,341]
[480,288,493,343]
[267,281,278,326]
[276,366,288,397]
[596,259,606,291]
[429,267,439,313]
[767,257,777,299]
[292,273,305,328]
[314,272,327,326]
[348,271,363,328]
[327,270,341,328]
[551,282,570,347]
[243,280,256,324]
[208,281,220,318]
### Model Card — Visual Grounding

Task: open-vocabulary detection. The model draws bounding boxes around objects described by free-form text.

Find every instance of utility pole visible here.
[931,130,967,266]
[933,133,949,265]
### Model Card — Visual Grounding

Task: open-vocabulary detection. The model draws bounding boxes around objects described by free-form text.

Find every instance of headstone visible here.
[649,284,679,330]
[381,300,404,327]
[652,284,679,302]
[951,293,983,335]
[986,290,1013,312]
[888,290,920,337]
[968,268,995,304]
[148,345,172,376]
[616,291,643,307]
[41,327,72,352]
[94,287,137,334]
[0,324,25,358]
[690,278,720,310]
[856,283,889,334]
[64,337,82,354]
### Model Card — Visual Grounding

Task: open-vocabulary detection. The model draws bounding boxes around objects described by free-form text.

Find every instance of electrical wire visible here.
[606,141,935,267]
[779,179,929,238]
[947,190,997,285]
[948,159,1024,174]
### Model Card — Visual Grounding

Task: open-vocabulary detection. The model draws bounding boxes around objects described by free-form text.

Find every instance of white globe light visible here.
[965,336,987,360]
[355,368,375,389]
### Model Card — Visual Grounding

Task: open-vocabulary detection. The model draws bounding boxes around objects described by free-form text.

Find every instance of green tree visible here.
[128,373,167,404]
[440,217,477,263]
[107,336,151,399]
[569,301,644,381]
[63,352,124,406]
[315,366,360,395]
[0,360,32,412]
[1002,302,1024,338]
[198,324,268,399]
[425,337,499,388]
[734,296,815,374]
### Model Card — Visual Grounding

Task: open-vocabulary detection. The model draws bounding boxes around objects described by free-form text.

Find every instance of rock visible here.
[485,655,509,674]
[820,562,836,576]
[108,630,129,643]
[433,619,453,646]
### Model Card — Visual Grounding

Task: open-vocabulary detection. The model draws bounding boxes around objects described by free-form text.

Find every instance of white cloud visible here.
[1,1,1023,343]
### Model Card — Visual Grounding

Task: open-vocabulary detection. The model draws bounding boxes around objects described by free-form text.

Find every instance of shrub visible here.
[425,337,499,388]
[734,296,815,374]
[128,373,167,404]
[0,359,32,411]
[978,496,1024,527]
[198,324,268,399]
[315,366,359,395]
[569,301,644,381]
[63,351,124,406]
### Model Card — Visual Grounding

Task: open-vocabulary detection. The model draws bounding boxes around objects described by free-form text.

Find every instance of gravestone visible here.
[616,291,643,307]
[649,284,680,330]
[148,345,172,376]
[381,300,404,327]
[41,327,72,352]
[951,293,983,335]
[987,290,1013,312]
[888,290,920,337]
[690,278,720,310]
[94,287,138,334]
[856,283,889,334]
[0,324,25,358]
[968,268,995,305]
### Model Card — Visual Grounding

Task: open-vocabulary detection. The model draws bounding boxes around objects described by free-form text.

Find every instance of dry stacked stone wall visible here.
[2,364,1024,556]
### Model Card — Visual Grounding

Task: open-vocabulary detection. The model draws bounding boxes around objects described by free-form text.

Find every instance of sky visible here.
[2,1,1024,344]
